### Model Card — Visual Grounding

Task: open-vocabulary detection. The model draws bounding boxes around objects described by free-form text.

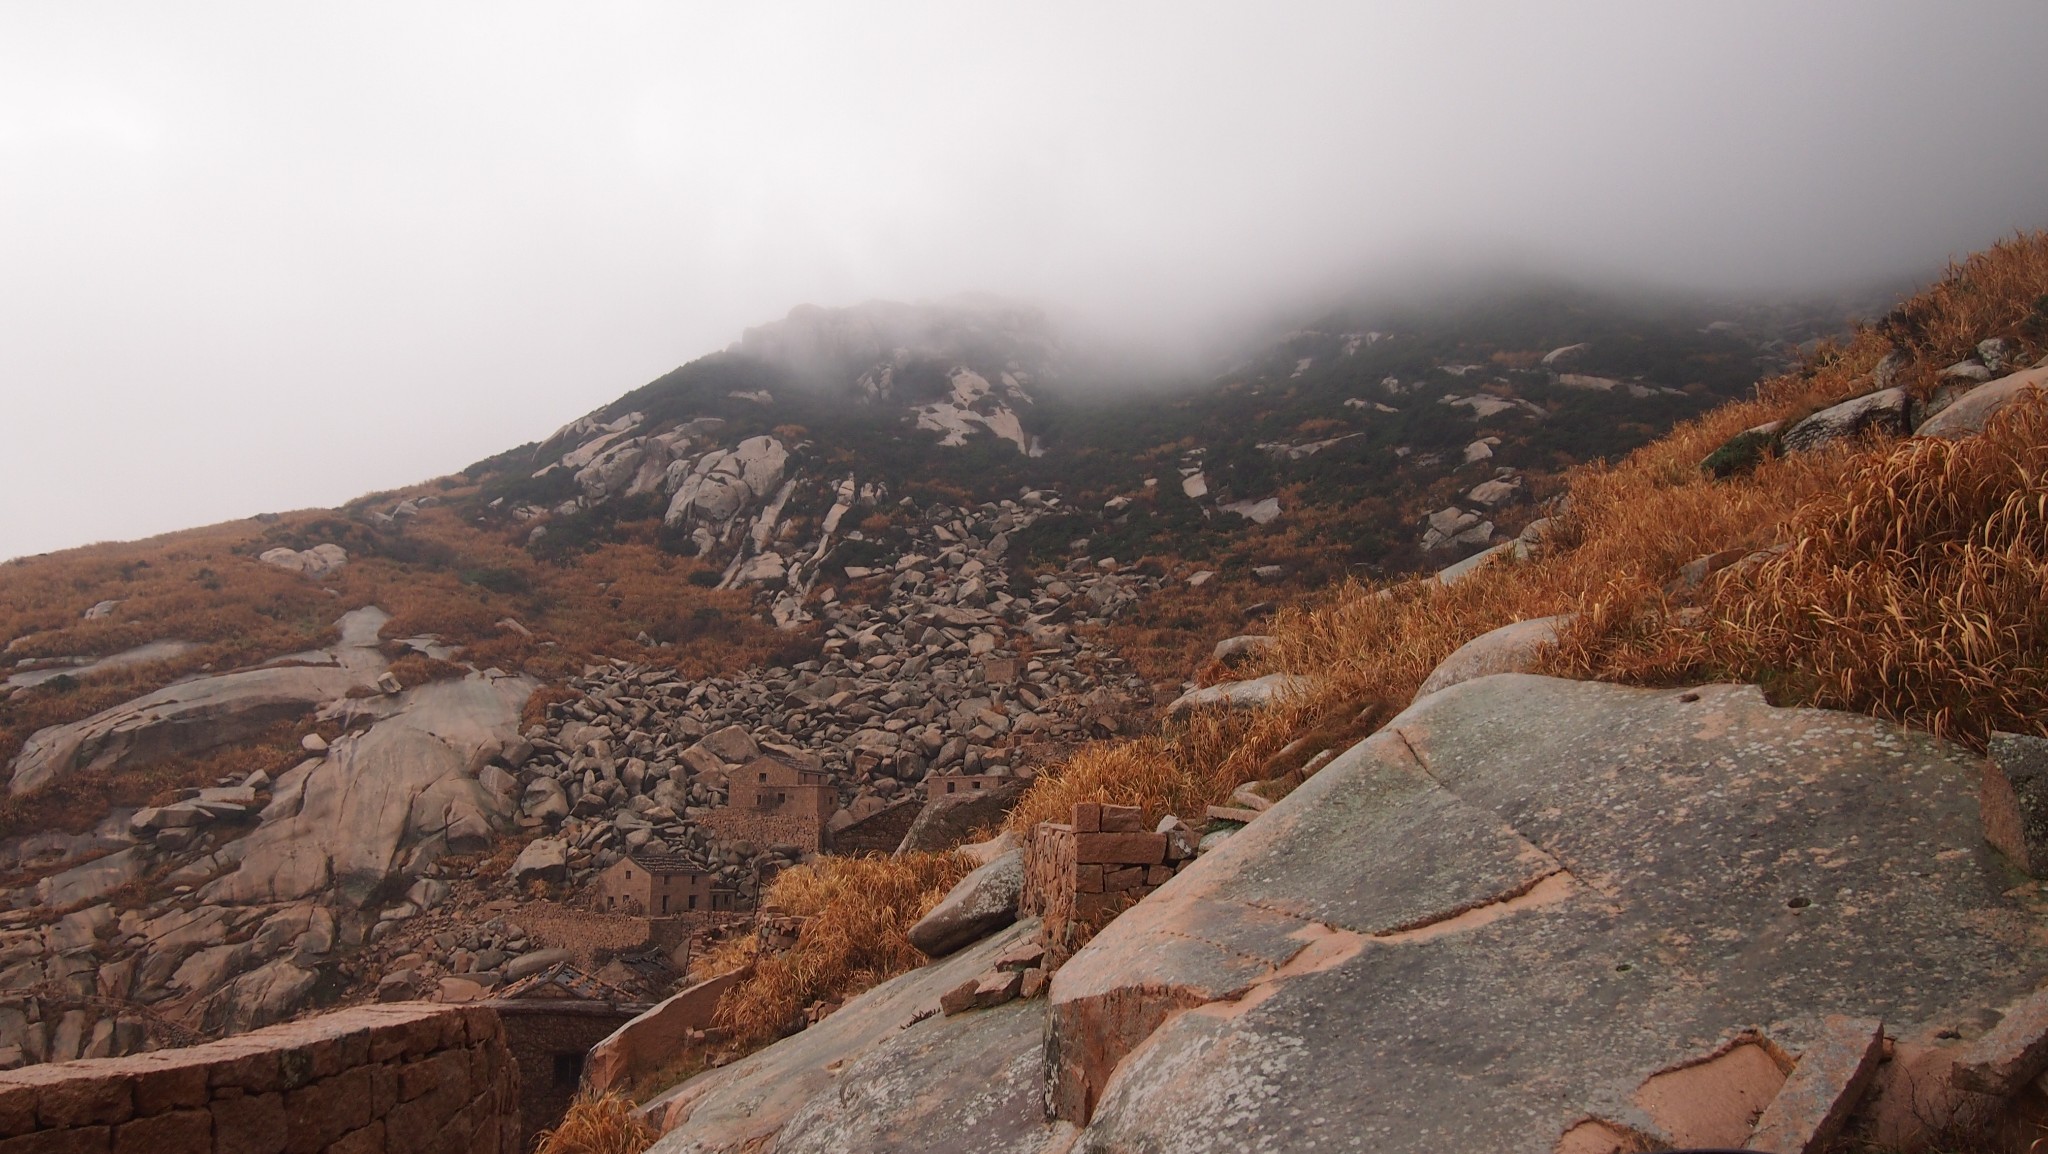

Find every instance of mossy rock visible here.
[1698,427,1779,479]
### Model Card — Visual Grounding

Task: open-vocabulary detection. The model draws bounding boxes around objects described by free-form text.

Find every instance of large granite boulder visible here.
[203,671,534,906]
[645,920,1041,1153]
[1917,364,2048,439]
[1049,674,2048,1151]
[897,779,1027,855]
[1779,387,1912,453]
[908,849,1024,957]
[1413,615,1567,699]
[7,607,389,796]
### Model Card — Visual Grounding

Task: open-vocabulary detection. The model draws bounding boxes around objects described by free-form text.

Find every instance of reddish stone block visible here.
[1953,987,2048,1095]
[1070,803,1101,833]
[212,1091,287,1154]
[0,1125,112,1154]
[367,1016,444,1065]
[1146,865,1175,886]
[36,1076,133,1129]
[1075,864,1105,893]
[1074,832,1165,865]
[1104,866,1143,892]
[112,1109,211,1154]
[1019,967,1048,1000]
[323,1121,384,1154]
[208,1045,284,1096]
[0,1087,37,1138]
[972,969,1024,1009]
[284,1068,374,1154]
[369,1066,398,1119]
[939,979,980,1016]
[131,1063,210,1115]
[1748,1016,1884,1154]
[306,1031,373,1081]
[397,1052,468,1106]
[1099,805,1144,833]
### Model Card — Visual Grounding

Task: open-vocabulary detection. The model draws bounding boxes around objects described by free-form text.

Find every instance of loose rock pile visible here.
[513,494,1163,900]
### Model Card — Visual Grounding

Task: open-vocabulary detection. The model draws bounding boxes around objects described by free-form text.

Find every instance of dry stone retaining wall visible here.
[0,1003,517,1154]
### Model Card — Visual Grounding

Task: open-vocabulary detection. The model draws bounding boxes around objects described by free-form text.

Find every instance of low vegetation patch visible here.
[534,1093,657,1154]
[699,852,973,1054]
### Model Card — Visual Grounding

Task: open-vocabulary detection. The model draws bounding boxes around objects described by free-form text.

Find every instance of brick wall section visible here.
[1023,804,1193,963]
[698,809,824,854]
[0,1003,518,1154]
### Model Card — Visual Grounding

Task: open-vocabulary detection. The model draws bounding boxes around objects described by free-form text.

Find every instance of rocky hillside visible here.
[0,281,1864,1071]
[613,233,2048,1154]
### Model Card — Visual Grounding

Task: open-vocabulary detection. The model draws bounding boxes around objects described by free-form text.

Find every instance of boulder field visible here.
[645,673,2048,1153]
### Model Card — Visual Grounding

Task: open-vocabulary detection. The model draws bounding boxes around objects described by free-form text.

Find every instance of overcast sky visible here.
[4,2,2047,560]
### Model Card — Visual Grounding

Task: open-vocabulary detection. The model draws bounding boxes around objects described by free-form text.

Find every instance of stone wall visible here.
[580,969,749,1098]
[826,799,921,855]
[0,1002,517,1154]
[488,1002,645,1152]
[1022,803,1193,962]
[697,809,823,855]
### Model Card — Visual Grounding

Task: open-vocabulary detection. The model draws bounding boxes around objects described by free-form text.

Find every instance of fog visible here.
[4,2,2047,560]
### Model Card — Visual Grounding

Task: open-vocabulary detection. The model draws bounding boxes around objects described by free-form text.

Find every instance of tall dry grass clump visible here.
[534,1093,656,1154]
[1560,394,2048,749]
[709,852,973,1051]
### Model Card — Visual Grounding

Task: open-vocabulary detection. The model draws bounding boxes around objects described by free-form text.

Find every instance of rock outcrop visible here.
[645,920,1042,1152]
[7,607,390,796]
[204,669,537,906]
[1049,674,2044,1149]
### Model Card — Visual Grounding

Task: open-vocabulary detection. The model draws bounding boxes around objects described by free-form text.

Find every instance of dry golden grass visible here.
[533,1093,656,1154]
[1559,394,2048,749]
[707,853,974,1051]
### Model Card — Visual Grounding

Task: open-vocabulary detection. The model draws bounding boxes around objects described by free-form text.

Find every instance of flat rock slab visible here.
[646,919,1042,1154]
[8,608,390,795]
[777,998,1070,1154]
[1056,674,2046,1152]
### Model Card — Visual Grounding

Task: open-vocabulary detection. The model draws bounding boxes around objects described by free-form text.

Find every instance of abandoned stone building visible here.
[594,850,735,916]
[929,770,1014,798]
[727,753,836,818]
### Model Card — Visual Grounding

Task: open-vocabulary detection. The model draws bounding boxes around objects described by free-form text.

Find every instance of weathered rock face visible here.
[1917,364,2048,439]
[1413,615,1567,699]
[775,998,1067,1154]
[645,920,1041,1154]
[896,780,1028,856]
[1049,674,2045,1151]
[663,436,790,527]
[204,670,535,906]
[909,848,1024,957]
[7,607,390,796]
[1779,386,1912,453]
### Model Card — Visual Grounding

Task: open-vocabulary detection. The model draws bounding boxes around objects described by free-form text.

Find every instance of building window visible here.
[624,869,632,880]
[971,781,983,790]
[946,781,957,794]
[661,895,669,914]
[759,772,769,782]
[689,894,698,910]
[554,1052,582,1088]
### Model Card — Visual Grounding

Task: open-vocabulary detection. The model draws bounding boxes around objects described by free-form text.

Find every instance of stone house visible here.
[728,754,836,820]
[930,771,1011,798]
[594,851,733,916]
